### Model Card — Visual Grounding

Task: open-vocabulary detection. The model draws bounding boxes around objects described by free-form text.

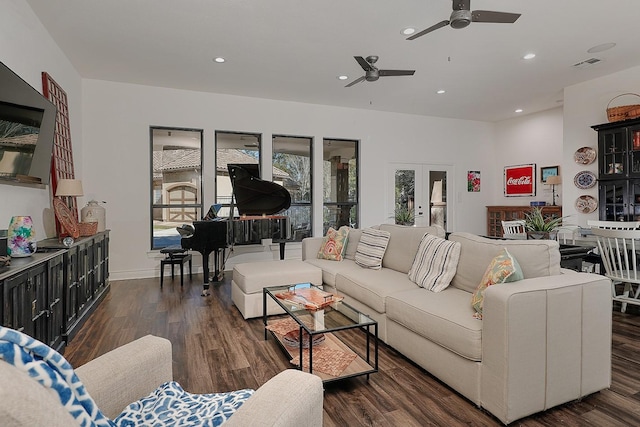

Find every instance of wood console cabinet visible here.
[0,231,109,351]
[592,117,640,221]
[486,206,563,237]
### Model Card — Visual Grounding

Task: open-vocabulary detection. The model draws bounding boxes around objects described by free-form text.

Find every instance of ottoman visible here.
[232,260,323,319]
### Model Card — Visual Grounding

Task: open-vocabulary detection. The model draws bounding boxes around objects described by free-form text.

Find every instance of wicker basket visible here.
[78,221,98,236]
[607,93,640,122]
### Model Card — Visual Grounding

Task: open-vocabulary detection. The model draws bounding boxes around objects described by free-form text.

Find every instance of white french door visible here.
[388,163,454,231]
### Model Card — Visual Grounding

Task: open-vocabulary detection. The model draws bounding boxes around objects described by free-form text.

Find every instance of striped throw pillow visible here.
[355,228,391,269]
[408,234,461,292]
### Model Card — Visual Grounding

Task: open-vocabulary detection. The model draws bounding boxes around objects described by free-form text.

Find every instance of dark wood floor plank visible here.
[63,275,640,426]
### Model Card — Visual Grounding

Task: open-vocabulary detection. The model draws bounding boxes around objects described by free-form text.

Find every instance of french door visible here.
[389,163,454,231]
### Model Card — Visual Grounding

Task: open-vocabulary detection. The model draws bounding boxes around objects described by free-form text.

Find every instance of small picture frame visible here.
[540,166,559,183]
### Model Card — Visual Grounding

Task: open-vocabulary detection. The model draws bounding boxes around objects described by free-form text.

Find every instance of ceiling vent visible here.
[572,57,602,69]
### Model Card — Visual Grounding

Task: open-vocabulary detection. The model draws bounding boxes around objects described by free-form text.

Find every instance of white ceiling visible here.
[25,0,640,122]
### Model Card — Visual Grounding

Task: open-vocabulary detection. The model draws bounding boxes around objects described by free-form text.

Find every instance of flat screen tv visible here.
[0,61,56,185]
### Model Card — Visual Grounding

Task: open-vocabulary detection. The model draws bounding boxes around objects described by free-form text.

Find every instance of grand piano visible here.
[181,164,292,295]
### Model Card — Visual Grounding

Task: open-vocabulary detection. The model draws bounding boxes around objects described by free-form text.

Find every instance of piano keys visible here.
[181,164,292,295]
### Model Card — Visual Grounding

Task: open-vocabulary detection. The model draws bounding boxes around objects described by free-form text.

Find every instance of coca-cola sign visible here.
[504,164,536,196]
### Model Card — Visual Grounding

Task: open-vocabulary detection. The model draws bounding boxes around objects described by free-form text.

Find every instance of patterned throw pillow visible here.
[317,226,350,261]
[408,234,461,292]
[355,228,391,269]
[471,248,523,319]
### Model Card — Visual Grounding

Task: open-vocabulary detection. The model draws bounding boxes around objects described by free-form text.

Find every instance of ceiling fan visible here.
[345,56,415,88]
[407,0,521,40]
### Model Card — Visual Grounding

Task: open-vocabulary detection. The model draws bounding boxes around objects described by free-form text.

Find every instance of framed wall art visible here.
[467,171,481,192]
[540,165,559,183]
[504,164,536,197]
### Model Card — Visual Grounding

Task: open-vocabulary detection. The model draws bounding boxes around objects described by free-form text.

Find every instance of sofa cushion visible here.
[343,228,363,260]
[304,258,359,287]
[408,234,461,292]
[335,267,418,314]
[471,248,523,319]
[317,226,349,261]
[448,232,561,293]
[386,287,482,361]
[379,224,446,273]
[355,228,391,269]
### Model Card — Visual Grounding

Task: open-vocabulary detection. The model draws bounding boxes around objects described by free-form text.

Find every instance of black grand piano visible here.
[181,164,291,295]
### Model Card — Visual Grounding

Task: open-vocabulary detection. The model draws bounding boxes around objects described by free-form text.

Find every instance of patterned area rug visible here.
[290,347,357,377]
[265,317,304,335]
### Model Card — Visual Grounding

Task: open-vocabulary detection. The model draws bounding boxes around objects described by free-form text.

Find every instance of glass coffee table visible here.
[263,283,378,383]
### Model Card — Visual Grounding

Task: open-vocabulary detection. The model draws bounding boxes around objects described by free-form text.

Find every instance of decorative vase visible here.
[7,216,37,257]
[81,200,106,232]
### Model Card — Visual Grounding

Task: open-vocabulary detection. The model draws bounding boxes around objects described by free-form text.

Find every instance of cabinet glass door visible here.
[600,180,627,221]
[629,126,640,177]
[600,128,627,178]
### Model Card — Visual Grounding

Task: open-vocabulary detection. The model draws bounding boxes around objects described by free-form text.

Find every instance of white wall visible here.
[0,0,83,239]
[563,65,640,227]
[81,80,497,279]
[493,107,564,207]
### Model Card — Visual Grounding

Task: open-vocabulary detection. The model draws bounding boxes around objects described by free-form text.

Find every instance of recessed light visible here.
[214,57,225,63]
[338,75,348,81]
[587,42,616,53]
[515,109,523,113]
[401,27,416,36]
[522,53,536,60]
[436,89,446,94]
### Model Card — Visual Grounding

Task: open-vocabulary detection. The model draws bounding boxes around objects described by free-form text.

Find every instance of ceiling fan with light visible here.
[345,56,415,87]
[407,0,521,40]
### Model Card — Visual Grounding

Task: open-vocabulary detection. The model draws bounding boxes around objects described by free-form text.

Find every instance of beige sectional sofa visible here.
[302,224,612,424]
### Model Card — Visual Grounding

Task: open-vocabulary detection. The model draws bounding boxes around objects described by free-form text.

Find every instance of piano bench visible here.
[231,260,323,319]
[160,248,192,289]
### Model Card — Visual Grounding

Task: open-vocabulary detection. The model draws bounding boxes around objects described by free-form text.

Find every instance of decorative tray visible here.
[574,171,597,189]
[275,287,343,311]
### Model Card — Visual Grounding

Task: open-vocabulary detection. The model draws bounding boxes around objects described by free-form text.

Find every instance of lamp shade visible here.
[56,179,84,196]
[546,175,562,185]
[7,216,37,257]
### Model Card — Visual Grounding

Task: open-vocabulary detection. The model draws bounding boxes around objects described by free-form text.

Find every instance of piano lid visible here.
[228,164,291,216]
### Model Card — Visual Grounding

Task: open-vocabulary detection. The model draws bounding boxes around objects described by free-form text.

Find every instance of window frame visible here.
[322,138,359,233]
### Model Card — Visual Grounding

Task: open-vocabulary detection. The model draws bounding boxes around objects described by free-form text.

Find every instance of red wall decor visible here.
[42,72,77,236]
[504,164,536,197]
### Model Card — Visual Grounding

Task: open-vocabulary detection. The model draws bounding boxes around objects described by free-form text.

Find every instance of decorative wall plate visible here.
[574,147,597,165]
[574,171,597,189]
[575,195,598,214]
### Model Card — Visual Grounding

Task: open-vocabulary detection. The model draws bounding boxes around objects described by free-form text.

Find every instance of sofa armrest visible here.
[75,335,173,419]
[225,370,323,427]
[302,237,323,261]
[480,273,612,424]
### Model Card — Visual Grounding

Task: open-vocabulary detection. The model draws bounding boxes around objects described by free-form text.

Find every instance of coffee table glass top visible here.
[265,283,374,333]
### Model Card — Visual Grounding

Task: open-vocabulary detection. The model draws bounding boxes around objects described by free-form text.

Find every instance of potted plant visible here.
[395,203,414,226]
[524,206,564,239]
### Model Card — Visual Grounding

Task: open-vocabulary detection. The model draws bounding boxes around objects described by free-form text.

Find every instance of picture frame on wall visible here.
[540,165,559,183]
[504,164,536,197]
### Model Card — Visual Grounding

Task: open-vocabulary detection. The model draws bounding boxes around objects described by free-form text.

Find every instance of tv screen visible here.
[0,61,56,185]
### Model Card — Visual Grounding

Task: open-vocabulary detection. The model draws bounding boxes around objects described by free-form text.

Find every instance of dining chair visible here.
[587,220,640,230]
[555,225,580,244]
[591,227,640,313]
[501,220,527,239]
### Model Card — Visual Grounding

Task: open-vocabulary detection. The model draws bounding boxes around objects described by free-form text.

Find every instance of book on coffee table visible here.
[275,287,343,311]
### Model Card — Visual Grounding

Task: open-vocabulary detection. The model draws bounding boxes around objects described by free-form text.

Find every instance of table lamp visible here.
[55,178,83,220]
[546,175,561,206]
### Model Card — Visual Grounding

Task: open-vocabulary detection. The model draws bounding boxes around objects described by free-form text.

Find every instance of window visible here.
[215,131,261,217]
[150,127,203,249]
[273,135,312,241]
[323,139,358,233]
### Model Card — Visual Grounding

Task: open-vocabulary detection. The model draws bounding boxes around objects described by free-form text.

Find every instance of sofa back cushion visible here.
[448,232,561,293]
[379,224,446,273]
[344,228,363,260]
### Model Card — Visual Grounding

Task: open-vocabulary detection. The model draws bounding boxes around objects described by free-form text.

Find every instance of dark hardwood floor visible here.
[64,274,640,426]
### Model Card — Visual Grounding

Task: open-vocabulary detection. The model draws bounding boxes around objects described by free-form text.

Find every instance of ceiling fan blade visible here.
[354,56,374,72]
[379,70,415,77]
[345,76,365,88]
[407,20,449,40]
[471,10,521,23]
